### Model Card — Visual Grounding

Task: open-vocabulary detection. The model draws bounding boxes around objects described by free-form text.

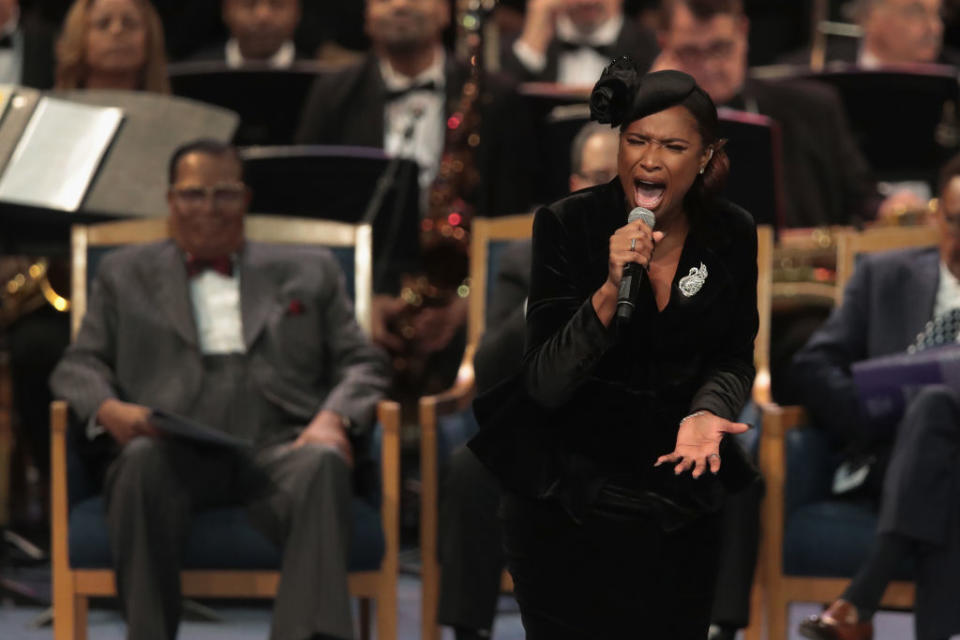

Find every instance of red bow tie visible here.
[185,255,234,278]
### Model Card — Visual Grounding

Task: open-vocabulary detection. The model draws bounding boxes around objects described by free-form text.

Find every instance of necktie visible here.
[558,39,614,59]
[185,255,233,278]
[385,80,440,102]
[909,307,960,353]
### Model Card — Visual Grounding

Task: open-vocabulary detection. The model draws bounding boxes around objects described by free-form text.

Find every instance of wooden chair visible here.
[758,223,939,640]
[418,213,533,640]
[52,215,400,640]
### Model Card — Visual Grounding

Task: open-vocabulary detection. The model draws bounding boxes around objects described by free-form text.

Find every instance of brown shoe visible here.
[798,599,874,640]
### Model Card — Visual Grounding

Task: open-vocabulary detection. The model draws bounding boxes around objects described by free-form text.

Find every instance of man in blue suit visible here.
[793,154,960,640]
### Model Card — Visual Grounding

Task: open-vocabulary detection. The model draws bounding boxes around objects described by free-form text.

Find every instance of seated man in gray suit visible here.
[793,154,960,640]
[49,139,392,640]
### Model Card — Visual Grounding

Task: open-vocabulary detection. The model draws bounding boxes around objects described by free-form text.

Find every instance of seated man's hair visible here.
[659,0,745,29]
[168,139,244,185]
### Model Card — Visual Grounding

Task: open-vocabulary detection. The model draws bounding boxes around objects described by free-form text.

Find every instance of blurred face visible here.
[0,0,18,29]
[365,0,449,53]
[85,0,147,77]
[617,105,711,222]
[223,0,300,60]
[864,0,942,64]
[937,175,960,277]
[168,152,249,259]
[563,0,622,33]
[659,4,748,105]
[570,129,619,191]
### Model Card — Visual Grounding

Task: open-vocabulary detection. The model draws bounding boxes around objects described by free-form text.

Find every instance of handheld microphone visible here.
[616,207,656,324]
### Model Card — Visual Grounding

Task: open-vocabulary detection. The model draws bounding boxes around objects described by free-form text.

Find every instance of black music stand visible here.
[168,61,328,146]
[240,145,422,294]
[786,65,960,189]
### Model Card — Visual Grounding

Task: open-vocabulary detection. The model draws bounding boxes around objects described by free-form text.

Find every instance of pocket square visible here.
[287,298,304,315]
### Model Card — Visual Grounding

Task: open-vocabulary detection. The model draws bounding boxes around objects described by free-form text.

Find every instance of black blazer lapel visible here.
[901,248,940,347]
[153,242,198,347]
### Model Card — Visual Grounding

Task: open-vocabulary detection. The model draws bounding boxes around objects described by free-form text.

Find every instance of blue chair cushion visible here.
[783,499,914,580]
[69,494,384,572]
[436,408,479,464]
[785,425,842,516]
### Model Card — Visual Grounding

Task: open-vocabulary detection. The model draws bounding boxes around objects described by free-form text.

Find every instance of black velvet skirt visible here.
[500,492,722,639]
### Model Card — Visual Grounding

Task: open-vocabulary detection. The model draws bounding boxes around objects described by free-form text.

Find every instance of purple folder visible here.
[851,344,960,432]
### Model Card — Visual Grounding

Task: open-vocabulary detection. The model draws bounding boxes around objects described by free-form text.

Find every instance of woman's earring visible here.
[699,166,706,175]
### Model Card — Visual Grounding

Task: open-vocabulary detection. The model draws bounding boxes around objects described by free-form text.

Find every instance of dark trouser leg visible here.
[710,474,764,629]
[437,446,504,634]
[843,386,960,634]
[104,437,237,640]
[248,443,354,640]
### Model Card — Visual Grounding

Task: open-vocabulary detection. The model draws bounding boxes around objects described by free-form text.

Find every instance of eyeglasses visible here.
[171,183,247,210]
[90,13,145,33]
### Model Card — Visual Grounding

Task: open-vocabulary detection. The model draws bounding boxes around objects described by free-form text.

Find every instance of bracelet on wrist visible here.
[679,410,706,426]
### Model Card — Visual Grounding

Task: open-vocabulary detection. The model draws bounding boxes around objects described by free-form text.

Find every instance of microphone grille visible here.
[627,207,655,228]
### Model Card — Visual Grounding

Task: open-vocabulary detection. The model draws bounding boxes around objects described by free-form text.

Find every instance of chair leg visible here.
[74,596,88,640]
[420,564,440,640]
[53,575,76,640]
[358,598,371,640]
[767,591,787,640]
[376,580,397,640]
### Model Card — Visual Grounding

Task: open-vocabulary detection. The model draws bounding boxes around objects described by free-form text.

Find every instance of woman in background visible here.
[55,0,168,92]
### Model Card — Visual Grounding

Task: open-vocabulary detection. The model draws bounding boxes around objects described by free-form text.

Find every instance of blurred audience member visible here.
[55,0,169,92]
[0,0,55,88]
[793,155,960,640]
[786,0,960,68]
[191,0,305,68]
[296,0,537,367]
[654,0,878,227]
[437,121,617,640]
[502,0,658,85]
[50,139,391,640]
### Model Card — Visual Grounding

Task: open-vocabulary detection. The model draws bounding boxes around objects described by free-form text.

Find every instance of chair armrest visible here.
[375,400,401,580]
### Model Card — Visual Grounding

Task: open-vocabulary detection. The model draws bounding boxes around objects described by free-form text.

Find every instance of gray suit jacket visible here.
[793,246,940,448]
[50,240,391,436]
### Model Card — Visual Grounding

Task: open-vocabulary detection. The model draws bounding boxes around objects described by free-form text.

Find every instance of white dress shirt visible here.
[225,38,296,69]
[380,49,447,195]
[512,14,624,86]
[189,269,246,354]
[0,9,24,86]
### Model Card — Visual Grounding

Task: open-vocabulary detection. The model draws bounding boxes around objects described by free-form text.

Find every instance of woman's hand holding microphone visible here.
[592,217,664,326]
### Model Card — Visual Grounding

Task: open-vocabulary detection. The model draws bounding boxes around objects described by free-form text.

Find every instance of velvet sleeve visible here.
[688,219,758,422]
[523,206,618,409]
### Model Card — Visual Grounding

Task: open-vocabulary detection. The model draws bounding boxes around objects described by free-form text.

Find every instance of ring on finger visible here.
[630,238,637,251]
[708,453,720,461]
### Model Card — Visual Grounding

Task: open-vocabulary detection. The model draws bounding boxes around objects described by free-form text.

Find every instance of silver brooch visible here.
[678,262,708,297]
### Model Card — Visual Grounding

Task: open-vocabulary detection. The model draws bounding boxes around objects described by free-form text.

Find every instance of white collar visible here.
[556,13,623,47]
[857,45,884,70]
[225,38,296,69]
[379,48,446,91]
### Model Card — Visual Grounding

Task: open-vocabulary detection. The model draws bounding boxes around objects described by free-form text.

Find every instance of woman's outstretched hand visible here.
[654,411,749,479]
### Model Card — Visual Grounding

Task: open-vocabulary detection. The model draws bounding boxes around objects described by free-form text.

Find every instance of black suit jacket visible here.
[470,180,758,508]
[728,78,878,227]
[499,18,658,83]
[295,53,538,216]
[793,246,940,449]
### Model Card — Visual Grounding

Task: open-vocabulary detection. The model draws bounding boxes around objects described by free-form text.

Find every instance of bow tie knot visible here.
[385,80,440,102]
[558,39,614,59]
[185,255,234,278]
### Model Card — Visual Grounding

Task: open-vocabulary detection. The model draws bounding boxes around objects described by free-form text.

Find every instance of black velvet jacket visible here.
[470,179,759,516]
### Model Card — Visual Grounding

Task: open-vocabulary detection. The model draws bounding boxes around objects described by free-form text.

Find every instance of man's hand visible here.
[655,411,749,479]
[95,399,157,447]
[409,296,468,355]
[371,294,408,354]
[518,0,563,55]
[292,410,354,467]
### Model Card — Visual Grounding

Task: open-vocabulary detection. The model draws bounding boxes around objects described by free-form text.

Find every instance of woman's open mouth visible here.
[634,179,666,210]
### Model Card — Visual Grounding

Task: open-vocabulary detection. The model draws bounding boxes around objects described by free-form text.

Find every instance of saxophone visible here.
[0,257,70,329]
[388,0,495,395]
